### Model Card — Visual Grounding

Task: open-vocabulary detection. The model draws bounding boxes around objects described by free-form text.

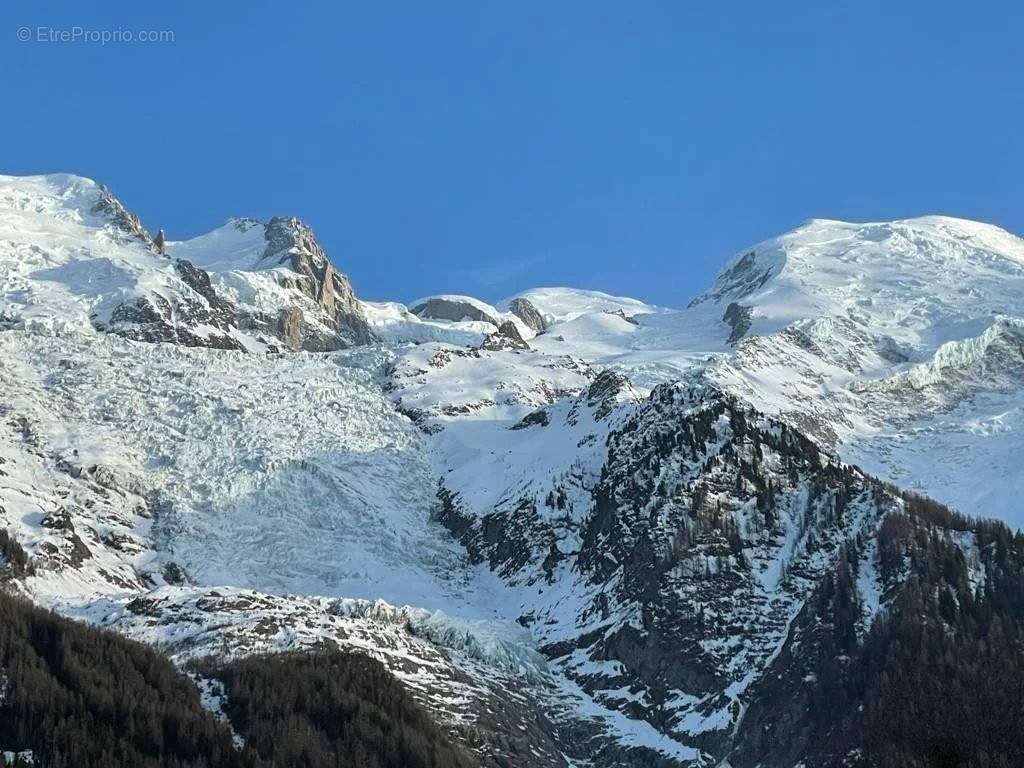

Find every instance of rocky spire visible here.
[91,184,156,250]
[153,228,166,255]
[260,216,373,347]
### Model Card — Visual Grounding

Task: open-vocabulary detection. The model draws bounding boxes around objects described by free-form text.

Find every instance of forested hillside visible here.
[0,592,472,768]
[203,652,476,768]
[733,494,1024,767]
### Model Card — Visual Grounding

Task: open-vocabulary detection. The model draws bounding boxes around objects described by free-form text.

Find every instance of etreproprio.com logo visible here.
[17,26,175,44]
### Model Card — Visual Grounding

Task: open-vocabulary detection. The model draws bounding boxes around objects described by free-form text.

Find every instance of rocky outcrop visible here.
[92,184,157,250]
[55,185,374,353]
[480,321,530,351]
[173,259,236,327]
[603,308,639,325]
[511,408,550,430]
[103,258,246,350]
[100,214,375,353]
[723,301,753,344]
[271,306,305,350]
[153,228,166,255]
[411,297,499,326]
[260,217,373,347]
[87,187,245,349]
[689,250,775,307]
[508,297,547,333]
[570,368,635,422]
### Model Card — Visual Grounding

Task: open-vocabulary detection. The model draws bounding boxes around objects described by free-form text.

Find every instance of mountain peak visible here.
[692,214,1024,342]
[0,173,143,239]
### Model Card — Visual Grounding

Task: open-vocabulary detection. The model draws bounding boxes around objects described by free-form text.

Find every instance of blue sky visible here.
[1,2,1022,305]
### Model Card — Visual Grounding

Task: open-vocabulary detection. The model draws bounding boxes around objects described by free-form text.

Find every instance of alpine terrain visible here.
[2,173,1023,767]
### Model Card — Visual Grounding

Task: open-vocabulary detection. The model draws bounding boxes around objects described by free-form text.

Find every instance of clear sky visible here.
[1,2,1022,306]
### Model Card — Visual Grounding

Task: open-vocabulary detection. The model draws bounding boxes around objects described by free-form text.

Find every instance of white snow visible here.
[502,286,664,325]
[0,174,180,334]
[192,674,244,749]
[0,331,492,614]
[1,751,34,767]
[167,219,267,272]
[360,300,493,346]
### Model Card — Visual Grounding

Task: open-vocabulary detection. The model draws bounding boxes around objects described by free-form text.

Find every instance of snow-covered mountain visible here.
[0,175,370,353]
[383,216,1024,526]
[2,173,1024,767]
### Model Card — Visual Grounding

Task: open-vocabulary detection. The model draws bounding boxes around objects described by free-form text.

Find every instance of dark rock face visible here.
[153,228,166,255]
[570,368,634,422]
[174,259,236,327]
[92,184,157,251]
[689,250,775,308]
[603,308,639,325]
[564,386,862,759]
[260,216,374,348]
[105,299,243,350]
[480,321,530,351]
[433,382,1019,766]
[723,302,753,344]
[87,188,244,350]
[508,297,547,332]
[511,408,550,430]
[434,490,566,585]
[411,297,499,326]
[102,258,246,351]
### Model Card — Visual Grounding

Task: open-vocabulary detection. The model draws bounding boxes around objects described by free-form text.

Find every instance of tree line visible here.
[0,590,475,768]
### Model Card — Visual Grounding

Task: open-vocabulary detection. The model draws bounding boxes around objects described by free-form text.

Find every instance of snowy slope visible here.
[693,216,1024,351]
[389,216,1024,524]
[0,174,199,337]
[360,299,496,346]
[167,218,268,271]
[0,330,492,612]
[690,217,1024,522]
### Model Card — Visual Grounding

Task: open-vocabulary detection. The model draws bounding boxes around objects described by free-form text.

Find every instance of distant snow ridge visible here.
[361,300,495,346]
[383,216,1024,522]
[504,286,663,326]
[696,216,1024,350]
[864,315,1024,393]
[0,174,182,338]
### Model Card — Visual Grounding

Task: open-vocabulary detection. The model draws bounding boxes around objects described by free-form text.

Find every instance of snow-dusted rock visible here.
[508,296,547,332]
[411,295,500,325]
